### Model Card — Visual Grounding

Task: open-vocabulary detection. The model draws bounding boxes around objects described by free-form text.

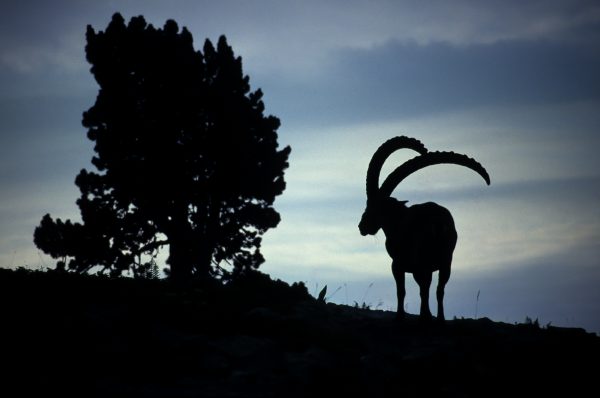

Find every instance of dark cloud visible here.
[483,175,600,202]
[0,95,93,188]
[448,242,600,334]
[262,38,600,128]
[405,174,600,206]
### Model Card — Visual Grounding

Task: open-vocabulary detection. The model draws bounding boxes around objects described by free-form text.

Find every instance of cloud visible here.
[0,36,85,74]
[0,1,101,74]
[449,241,600,333]
[0,96,94,188]
[3,1,599,84]
[260,38,600,130]
[275,100,600,201]
[223,0,600,80]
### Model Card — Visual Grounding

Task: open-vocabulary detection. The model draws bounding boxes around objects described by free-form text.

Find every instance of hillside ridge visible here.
[1,268,597,397]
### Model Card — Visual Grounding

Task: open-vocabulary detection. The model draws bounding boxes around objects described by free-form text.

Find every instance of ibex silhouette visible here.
[359,136,490,321]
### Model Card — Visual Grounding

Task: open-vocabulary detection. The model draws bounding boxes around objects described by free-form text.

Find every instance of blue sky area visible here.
[1,0,599,332]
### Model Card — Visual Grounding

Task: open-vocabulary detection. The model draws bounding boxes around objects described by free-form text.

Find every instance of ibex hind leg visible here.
[436,264,451,322]
[413,271,433,320]
[391,261,406,320]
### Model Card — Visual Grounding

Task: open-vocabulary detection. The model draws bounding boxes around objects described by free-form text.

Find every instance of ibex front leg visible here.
[391,260,405,319]
[413,271,433,320]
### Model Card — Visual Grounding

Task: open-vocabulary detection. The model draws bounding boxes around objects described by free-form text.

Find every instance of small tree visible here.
[34,13,290,280]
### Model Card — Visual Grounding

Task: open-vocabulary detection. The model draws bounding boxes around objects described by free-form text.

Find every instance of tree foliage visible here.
[34,13,290,280]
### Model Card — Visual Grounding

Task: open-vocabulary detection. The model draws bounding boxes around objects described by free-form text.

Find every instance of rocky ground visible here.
[1,268,598,397]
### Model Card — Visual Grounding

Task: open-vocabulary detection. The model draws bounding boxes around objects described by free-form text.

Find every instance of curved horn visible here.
[379,151,491,198]
[366,136,428,199]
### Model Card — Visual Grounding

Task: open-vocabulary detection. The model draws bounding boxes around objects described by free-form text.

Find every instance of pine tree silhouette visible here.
[34,13,290,280]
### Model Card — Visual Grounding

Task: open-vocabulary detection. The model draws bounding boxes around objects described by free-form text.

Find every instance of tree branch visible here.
[134,239,170,256]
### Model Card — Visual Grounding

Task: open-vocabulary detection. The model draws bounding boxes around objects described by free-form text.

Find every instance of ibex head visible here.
[358,136,490,236]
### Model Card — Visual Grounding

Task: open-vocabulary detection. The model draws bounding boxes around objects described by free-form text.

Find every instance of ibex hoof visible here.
[395,311,406,321]
[419,313,433,323]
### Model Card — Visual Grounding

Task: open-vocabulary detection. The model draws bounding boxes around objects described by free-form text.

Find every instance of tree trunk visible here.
[167,227,213,282]
[166,199,219,282]
[167,238,193,281]
[165,207,195,282]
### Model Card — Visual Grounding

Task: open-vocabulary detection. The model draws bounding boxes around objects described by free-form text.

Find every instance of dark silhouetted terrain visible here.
[1,268,598,397]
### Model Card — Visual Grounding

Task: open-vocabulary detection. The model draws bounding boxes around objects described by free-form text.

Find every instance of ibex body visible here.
[359,137,489,321]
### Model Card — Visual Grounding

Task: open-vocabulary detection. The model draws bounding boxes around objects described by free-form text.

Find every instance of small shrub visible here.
[524,316,540,328]
[353,301,371,310]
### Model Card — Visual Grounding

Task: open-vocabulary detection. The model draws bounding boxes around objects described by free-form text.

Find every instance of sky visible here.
[1,0,600,332]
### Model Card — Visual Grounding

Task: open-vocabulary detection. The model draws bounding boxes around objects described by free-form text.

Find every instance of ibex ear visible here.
[387,198,408,206]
